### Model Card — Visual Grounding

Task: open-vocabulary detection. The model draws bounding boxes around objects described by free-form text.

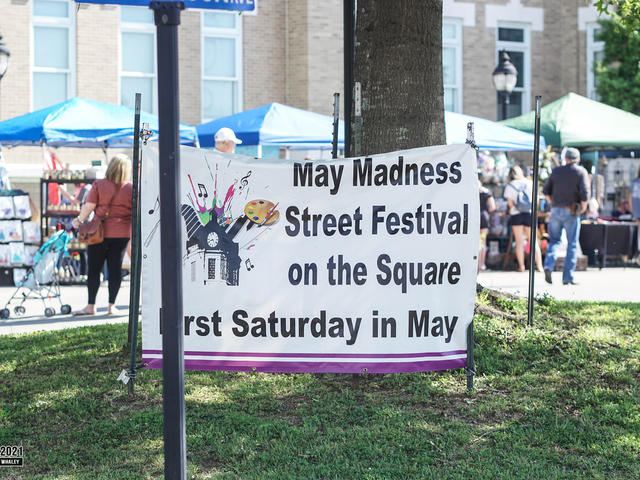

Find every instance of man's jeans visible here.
[543,207,580,283]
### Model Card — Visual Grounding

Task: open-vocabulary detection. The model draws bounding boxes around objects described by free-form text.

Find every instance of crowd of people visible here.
[478,147,640,283]
[48,128,640,312]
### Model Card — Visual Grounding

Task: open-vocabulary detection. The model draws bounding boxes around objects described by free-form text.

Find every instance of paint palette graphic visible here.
[244,200,280,225]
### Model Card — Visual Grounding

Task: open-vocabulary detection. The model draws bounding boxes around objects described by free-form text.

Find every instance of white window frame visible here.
[31,0,76,111]
[442,18,463,113]
[119,7,157,114]
[586,22,604,100]
[495,21,531,118]
[200,11,243,123]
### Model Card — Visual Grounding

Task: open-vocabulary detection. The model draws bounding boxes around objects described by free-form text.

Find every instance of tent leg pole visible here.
[127,92,143,396]
[527,96,542,327]
[466,321,475,391]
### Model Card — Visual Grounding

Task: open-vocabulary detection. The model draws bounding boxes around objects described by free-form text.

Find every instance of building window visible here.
[120,6,157,114]
[32,0,75,111]
[495,22,530,120]
[586,22,604,100]
[201,11,242,123]
[443,19,462,113]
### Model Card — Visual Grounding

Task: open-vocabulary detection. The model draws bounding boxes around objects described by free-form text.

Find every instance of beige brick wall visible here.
[462,0,588,120]
[243,0,286,110]
[76,4,118,103]
[0,0,31,120]
[461,2,497,119]
[284,0,308,110]
[0,0,598,154]
[179,10,201,125]
[307,0,343,117]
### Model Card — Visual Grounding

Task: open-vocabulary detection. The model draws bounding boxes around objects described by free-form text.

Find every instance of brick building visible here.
[0,0,605,193]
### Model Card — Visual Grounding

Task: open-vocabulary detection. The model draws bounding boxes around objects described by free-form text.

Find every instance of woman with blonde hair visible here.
[71,154,133,315]
[503,165,543,272]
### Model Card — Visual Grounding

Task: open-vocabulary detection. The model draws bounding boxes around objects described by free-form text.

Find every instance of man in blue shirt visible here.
[542,148,590,285]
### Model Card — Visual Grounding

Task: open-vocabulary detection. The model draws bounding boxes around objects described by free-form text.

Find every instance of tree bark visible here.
[351,0,445,156]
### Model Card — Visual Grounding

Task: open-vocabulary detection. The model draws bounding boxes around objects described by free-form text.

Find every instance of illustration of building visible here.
[181,204,240,287]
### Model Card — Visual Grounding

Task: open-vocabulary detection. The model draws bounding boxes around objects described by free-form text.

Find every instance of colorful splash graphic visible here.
[180,156,279,286]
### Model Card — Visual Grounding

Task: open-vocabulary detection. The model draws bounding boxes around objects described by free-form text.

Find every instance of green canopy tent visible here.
[501,92,640,148]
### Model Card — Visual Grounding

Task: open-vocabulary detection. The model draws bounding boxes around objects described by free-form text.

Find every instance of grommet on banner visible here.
[466,122,478,150]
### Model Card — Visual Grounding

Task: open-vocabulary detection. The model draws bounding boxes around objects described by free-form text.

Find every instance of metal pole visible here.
[127,92,143,395]
[527,96,542,327]
[151,2,186,479]
[466,122,475,392]
[502,92,510,121]
[466,322,475,391]
[332,92,340,159]
[343,0,355,158]
[593,150,599,201]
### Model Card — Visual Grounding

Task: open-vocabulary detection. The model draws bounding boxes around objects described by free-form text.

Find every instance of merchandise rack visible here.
[40,178,95,285]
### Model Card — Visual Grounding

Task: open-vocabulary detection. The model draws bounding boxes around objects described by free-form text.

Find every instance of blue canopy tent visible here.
[197,103,542,154]
[197,103,344,151]
[0,97,198,148]
[445,111,545,151]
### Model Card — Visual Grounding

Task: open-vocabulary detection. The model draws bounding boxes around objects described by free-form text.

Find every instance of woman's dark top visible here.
[480,190,493,229]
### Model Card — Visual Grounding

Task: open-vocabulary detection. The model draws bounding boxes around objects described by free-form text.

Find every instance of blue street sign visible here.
[75,0,256,11]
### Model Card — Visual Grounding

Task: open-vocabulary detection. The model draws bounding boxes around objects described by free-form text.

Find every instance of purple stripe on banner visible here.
[142,357,467,374]
[141,349,467,359]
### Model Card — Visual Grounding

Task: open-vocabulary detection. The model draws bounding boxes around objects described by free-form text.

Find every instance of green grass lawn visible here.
[0,291,639,479]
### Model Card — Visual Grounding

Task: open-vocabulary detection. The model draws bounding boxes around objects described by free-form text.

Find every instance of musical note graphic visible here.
[148,196,159,215]
[197,183,208,199]
[245,259,254,271]
[188,174,208,213]
[238,171,252,192]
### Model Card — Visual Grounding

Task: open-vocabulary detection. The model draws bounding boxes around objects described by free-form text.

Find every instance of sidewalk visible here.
[0,267,637,336]
[0,281,131,335]
[478,266,640,302]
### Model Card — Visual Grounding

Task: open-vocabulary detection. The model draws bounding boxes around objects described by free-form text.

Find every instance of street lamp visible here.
[0,35,9,81]
[492,50,518,120]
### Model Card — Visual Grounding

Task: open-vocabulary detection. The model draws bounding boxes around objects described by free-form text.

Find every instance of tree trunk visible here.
[351,0,445,156]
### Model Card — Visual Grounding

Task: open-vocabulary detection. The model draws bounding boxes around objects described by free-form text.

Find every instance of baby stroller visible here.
[0,230,73,319]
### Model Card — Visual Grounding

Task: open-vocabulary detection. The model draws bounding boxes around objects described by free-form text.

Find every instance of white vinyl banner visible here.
[141,143,479,373]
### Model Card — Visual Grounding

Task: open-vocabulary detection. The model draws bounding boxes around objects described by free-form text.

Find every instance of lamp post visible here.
[0,35,10,120]
[492,50,518,120]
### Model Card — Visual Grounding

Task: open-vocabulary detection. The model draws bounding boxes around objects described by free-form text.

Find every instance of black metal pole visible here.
[332,92,340,159]
[466,321,475,391]
[127,92,143,395]
[466,122,476,392]
[527,96,542,327]
[343,0,355,158]
[502,92,510,121]
[151,2,186,478]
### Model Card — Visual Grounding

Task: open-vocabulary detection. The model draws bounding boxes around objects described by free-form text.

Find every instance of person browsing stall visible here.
[503,165,543,272]
[479,180,496,271]
[71,155,133,316]
[542,147,589,285]
[214,127,242,154]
